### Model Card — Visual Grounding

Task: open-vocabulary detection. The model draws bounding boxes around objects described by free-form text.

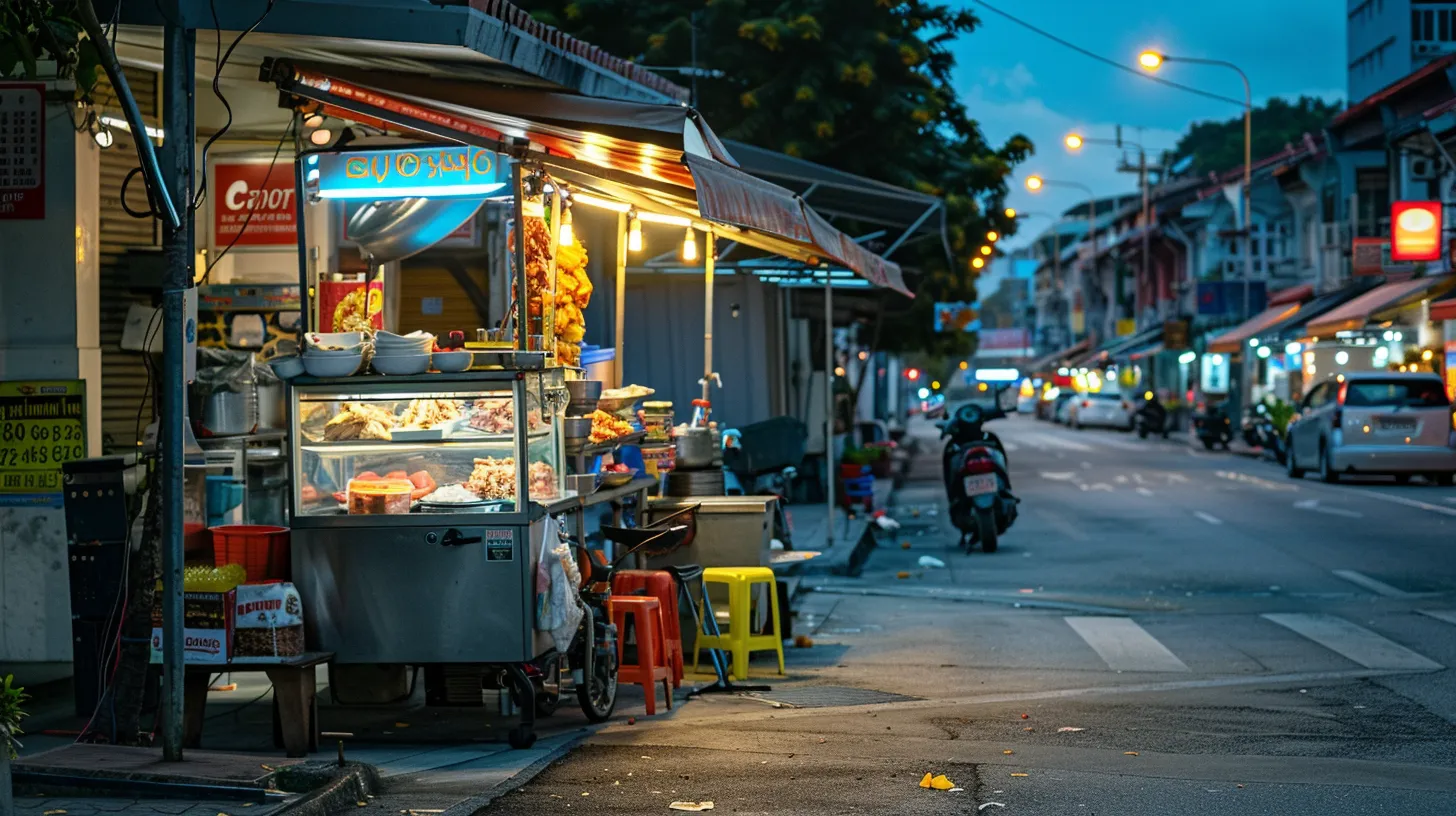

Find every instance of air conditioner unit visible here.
[1410,156,1439,180]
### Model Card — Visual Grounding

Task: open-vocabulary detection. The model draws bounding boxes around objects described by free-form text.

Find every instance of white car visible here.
[1069,391,1134,430]
[1286,372,1456,483]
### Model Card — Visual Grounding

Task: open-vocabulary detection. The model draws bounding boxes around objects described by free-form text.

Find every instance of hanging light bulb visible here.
[93,126,114,148]
[681,227,698,261]
[627,212,643,252]
[558,205,574,247]
[308,128,333,146]
[303,112,326,129]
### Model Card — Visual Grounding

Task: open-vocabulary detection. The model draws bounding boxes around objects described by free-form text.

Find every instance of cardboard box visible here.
[150,589,235,664]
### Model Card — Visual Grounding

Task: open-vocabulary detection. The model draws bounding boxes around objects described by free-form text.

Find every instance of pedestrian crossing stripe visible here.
[1261,613,1443,671]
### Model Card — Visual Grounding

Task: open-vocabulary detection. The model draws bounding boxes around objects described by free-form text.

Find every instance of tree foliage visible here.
[1174,96,1343,175]
[0,1,102,95]
[530,0,1033,357]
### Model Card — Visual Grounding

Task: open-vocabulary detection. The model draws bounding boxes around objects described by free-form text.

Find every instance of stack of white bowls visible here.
[373,330,434,375]
[302,331,366,377]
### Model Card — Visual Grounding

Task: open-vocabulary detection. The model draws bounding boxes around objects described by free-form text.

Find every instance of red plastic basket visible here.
[210,524,291,582]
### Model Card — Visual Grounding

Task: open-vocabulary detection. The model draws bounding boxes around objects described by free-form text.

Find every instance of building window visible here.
[1415,10,1424,39]
[1441,9,1450,40]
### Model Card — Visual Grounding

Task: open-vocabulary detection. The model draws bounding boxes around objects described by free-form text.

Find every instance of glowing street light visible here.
[979,245,993,256]
[1138,50,1164,70]
[1064,133,1084,150]
[971,256,985,269]
[1004,207,1017,219]
[1025,175,1043,191]
[986,230,999,242]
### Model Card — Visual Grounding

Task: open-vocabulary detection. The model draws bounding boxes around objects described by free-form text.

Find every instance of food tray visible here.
[597,468,641,488]
[566,430,646,456]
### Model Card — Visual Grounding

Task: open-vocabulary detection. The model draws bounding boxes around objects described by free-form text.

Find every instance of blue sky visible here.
[950,0,1346,249]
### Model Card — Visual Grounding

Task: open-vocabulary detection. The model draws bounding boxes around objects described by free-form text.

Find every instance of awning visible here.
[1257,282,1378,342]
[1431,291,1456,323]
[1025,338,1092,374]
[1206,303,1303,353]
[267,60,911,296]
[1305,275,1456,336]
[1129,343,1163,361]
[1107,325,1164,360]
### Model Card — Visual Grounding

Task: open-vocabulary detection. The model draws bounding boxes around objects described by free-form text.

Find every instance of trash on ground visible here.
[1057,726,1084,732]
[979,804,1007,811]
[44,811,68,815]
[669,802,715,812]
[901,541,912,549]
[794,635,815,648]
[874,515,902,531]
[1011,772,1029,777]
[1124,751,1139,756]
[919,773,956,790]
[1023,727,1034,732]
[1002,749,1014,755]
[1020,713,1029,719]
[917,555,946,569]
[896,571,911,579]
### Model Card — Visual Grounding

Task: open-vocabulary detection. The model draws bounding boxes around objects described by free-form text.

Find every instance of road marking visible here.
[1088,483,1114,492]
[1345,488,1456,518]
[1135,487,1154,497]
[1039,471,1078,481]
[1262,613,1443,671]
[1115,474,1129,484]
[1065,617,1190,673]
[1216,470,1299,491]
[1294,499,1364,519]
[1331,570,1414,598]
[1418,609,1456,626]
[1194,511,1223,525]
[1001,441,1019,453]
[1077,434,1145,452]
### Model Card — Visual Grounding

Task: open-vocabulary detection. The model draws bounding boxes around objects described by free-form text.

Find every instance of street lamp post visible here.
[1139,51,1253,321]
[1026,175,1097,338]
[1013,210,1066,348]
[1065,132,1156,323]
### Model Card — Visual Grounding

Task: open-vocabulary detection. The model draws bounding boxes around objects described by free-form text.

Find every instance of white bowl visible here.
[304,342,366,357]
[305,331,365,350]
[376,330,434,346]
[302,352,363,378]
[432,350,474,372]
[268,355,306,380]
[372,352,432,376]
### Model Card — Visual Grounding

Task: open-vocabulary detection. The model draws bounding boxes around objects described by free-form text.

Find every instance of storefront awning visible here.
[1431,291,1456,323]
[1107,325,1164,360]
[1025,338,1092,374]
[267,60,912,296]
[1256,282,1378,342]
[1206,303,1303,353]
[1305,275,1456,336]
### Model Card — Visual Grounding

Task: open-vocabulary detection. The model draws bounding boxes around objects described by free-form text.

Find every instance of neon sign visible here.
[310,145,510,200]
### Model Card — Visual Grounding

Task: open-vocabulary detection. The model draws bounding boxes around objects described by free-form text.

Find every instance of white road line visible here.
[1001,441,1020,453]
[1194,511,1223,525]
[1346,488,1456,518]
[1135,487,1155,497]
[1262,613,1443,671]
[1331,570,1414,598]
[1065,617,1191,673]
[1294,499,1363,519]
[1418,609,1456,626]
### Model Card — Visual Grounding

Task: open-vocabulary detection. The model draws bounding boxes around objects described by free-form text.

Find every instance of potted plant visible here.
[838,446,878,477]
[1,674,28,816]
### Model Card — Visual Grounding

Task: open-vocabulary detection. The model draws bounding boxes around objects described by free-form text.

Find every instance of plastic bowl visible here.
[268,355,306,380]
[372,352,431,375]
[432,350,474,372]
[302,352,363,378]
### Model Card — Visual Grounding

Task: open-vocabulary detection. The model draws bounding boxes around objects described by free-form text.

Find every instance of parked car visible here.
[1016,391,1039,414]
[1044,390,1073,422]
[1068,391,1135,430]
[1054,392,1077,424]
[1285,372,1456,484]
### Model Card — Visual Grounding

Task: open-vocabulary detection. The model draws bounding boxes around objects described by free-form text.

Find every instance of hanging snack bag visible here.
[231,581,306,662]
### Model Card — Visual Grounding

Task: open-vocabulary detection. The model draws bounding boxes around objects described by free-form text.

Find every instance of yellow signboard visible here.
[0,380,86,507]
[1116,318,1137,337]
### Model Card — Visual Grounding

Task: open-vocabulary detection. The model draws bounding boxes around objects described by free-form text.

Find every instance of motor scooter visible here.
[1193,401,1233,450]
[1133,391,1170,439]
[939,389,1018,552]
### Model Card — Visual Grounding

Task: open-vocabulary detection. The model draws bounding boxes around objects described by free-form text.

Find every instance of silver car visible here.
[1069,391,1134,430]
[1286,372,1456,484]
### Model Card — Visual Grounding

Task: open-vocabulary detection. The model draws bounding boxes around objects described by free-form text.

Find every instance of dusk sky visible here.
[950,0,1346,250]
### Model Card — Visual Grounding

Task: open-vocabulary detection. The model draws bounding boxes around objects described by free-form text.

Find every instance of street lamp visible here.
[1004,207,1017,219]
[1064,129,1158,324]
[986,230,1000,242]
[1139,49,1253,321]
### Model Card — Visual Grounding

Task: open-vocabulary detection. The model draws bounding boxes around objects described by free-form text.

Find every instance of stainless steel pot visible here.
[256,381,284,430]
[675,427,716,469]
[201,389,256,437]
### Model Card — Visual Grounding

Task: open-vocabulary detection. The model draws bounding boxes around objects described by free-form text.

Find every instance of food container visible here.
[268,355,306,380]
[432,350,473,372]
[201,390,257,437]
[303,352,363,378]
[347,479,413,515]
[567,379,603,404]
[372,352,432,375]
[563,417,594,439]
[675,427,715,469]
[642,401,674,443]
[567,473,597,495]
[641,445,675,477]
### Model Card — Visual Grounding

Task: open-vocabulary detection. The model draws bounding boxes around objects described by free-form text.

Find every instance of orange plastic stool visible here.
[612,570,683,687]
[608,596,673,715]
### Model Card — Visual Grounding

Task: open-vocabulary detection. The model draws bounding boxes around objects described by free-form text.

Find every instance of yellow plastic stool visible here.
[693,566,785,680]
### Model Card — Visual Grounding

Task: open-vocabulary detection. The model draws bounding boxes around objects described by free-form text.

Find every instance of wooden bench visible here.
[183,652,333,758]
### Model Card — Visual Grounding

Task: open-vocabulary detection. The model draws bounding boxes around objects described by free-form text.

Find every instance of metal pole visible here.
[1053,229,1062,343]
[159,17,195,762]
[824,273,835,547]
[1242,80,1252,322]
[702,228,714,403]
[1088,196,1097,337]
[511,162,527,351]
[614,211,627,387]
[1140,148,1150,319]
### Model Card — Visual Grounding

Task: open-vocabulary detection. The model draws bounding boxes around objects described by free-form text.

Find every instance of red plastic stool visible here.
[612,570,683,687]
[608,596,673,715]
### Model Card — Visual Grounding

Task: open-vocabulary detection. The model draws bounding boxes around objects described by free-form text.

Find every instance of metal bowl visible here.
[567,379,603,404]
[563,417,594,438]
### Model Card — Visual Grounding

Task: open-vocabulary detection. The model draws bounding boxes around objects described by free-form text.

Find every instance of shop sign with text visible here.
[0,83,45,219]
[311,146,510,200]
[0,380,86,507]
[212,158,297,248]
[1391,201,1442,262]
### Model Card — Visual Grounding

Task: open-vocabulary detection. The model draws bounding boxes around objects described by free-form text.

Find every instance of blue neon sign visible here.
[310,146,510,200]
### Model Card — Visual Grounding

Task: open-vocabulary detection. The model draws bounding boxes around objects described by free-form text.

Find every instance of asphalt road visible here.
[483,414,1456,815]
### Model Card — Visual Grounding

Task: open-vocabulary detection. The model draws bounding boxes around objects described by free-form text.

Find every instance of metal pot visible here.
[256,381,284,430]
[563,417,594,439]
[675,427,716,469]
[201,389,256,437]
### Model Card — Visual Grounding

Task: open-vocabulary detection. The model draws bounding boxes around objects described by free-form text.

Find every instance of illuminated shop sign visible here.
[309,146,510,200]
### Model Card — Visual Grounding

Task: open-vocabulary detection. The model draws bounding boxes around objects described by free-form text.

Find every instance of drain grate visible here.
[742,686,920,708]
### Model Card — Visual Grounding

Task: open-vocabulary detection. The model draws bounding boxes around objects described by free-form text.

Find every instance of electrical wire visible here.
[964,0,1247,109]
[202,116,295,283]
[194,0,281,212]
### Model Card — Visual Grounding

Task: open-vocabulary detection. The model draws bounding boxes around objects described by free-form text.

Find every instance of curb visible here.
[273,761,381,816]
[439,731,591,815]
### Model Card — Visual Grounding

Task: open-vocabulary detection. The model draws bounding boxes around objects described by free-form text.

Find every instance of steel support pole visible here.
[1140,149,1150,318]
[159,18,195,762]
[511,162,527,351]
[824,274,835,547]
[614,211,627,386]
[702,229,714,403]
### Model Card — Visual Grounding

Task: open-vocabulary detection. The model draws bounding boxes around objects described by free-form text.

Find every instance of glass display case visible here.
[288,370,568,525]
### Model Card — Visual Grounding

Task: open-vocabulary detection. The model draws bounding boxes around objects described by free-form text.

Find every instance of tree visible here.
[529,0,1033,358]
[1174,96,1343,175]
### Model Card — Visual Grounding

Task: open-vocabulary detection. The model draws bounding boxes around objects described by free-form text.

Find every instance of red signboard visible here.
[0,83,45,219]
[1351,237,1388,277]
[1391,200,1442,261]
[212,158,297,248]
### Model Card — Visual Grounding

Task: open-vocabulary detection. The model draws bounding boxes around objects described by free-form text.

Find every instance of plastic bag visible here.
[535,516,583,653]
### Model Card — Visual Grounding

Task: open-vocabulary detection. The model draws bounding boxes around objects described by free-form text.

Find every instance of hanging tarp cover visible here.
[267,60,911,297]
